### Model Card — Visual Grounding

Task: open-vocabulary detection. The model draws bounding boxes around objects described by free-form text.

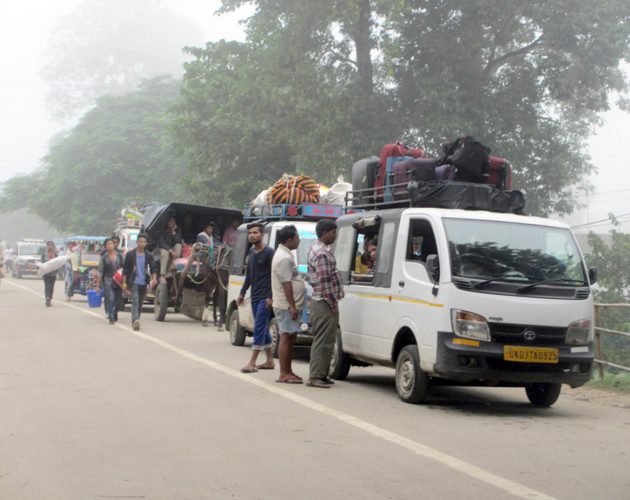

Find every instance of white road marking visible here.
[5,279,556,500]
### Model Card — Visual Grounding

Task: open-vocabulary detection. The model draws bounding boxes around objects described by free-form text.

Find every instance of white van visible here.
[227,207,336,356]
[331,207,596,407]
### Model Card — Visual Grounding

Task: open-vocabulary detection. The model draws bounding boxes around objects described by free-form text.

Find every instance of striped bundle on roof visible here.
[268,174,320,204]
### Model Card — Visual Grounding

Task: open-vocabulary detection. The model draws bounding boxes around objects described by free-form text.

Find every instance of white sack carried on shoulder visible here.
[37,255,71,277]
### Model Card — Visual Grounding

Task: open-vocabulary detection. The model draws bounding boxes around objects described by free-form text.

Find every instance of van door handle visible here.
[398,280,405,287]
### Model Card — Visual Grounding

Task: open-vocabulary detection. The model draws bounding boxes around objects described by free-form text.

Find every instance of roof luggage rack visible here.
[243,203,347,221]
[346,180,525,214]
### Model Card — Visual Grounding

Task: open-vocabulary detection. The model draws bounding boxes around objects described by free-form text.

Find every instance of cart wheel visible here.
[154,283,169,321]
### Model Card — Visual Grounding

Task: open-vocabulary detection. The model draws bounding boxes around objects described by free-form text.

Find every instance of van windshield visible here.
[443,219,587,284]
[295,233,317,274]
[19,244,45,256]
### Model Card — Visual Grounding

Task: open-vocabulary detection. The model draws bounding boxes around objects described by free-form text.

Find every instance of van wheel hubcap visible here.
[398,356,415,395]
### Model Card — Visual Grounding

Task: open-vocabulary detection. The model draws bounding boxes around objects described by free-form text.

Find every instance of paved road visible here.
[1,277,629,500]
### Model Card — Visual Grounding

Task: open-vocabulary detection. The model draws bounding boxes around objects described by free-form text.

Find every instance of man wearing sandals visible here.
[271,225,305,384]
[306,219,344,388]
[238,222,275,373]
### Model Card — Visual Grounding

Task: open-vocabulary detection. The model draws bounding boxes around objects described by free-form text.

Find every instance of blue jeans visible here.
[251,299,272,350]
[131,284,147,322]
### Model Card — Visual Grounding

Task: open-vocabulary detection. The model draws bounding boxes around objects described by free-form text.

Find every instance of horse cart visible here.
[141,202,241,326]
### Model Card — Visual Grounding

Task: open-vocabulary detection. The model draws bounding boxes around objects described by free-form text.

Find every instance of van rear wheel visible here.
[229,310,247,346]
[395,345,428,404]
[525,383,561,407]
[270,319,280,358]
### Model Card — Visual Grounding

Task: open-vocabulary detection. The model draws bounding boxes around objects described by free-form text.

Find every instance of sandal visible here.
[256,363,275,370]
[276,376,303,384]
[240,367,258,373]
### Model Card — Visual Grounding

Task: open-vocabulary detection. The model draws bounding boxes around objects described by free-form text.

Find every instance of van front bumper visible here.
[434,331,593,388]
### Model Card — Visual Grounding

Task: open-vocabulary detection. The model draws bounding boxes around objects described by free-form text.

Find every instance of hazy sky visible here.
[0,1,628,230]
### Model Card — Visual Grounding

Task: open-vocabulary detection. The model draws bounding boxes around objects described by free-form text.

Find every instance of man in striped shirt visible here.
[306,219,344,388]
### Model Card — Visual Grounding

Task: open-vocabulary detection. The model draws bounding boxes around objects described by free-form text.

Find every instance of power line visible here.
[574,187,630,198]
[570,212,630,229]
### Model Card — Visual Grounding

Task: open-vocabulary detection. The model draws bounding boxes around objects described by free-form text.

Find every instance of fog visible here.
[0,0,628,234]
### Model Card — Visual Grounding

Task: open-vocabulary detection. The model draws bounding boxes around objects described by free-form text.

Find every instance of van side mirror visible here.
[588,267,597,285]
[425,254,440,282]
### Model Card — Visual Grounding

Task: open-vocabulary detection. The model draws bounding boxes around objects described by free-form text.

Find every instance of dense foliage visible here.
[585,225,630,372]
[173,0,630,212]
[0,77,190,234]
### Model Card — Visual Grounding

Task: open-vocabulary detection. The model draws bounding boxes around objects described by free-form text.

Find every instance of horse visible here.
[208,245,232,330]
[178,242,232,328]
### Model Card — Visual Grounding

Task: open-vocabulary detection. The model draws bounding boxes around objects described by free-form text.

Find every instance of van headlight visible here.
[565,319,593,345]
[451,309,490,341]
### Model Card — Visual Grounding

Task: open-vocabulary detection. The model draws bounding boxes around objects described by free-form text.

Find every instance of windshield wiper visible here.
[517,278,587,293]
[473,272,530,289]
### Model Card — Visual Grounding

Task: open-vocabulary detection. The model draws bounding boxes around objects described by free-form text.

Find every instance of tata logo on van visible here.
[523,328,537,341]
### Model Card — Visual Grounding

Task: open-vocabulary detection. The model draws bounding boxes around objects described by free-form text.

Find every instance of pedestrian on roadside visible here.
[97,238,124,325]
[306,219,344,388]
[5,246,15,276]
[122,233,157,331]
[41,240,58,307]
[271,225,305,384]
[0,238,5,281]
[237,222,275,373]
[65,242,81,301]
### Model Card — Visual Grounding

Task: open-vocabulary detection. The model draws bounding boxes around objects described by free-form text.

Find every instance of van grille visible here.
[575,289,590,299]
[489,323,566,346]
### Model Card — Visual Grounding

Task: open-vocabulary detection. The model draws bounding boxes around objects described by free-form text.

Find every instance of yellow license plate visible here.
[503,346,559,364]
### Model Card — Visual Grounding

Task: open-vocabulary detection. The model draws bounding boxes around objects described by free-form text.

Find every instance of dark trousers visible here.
[104,284,122,322]
[309,299,339,379]
[43,274,56,301]
[131,284,147,322]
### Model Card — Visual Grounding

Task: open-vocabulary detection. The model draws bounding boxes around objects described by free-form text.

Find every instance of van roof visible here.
[338,207,570,230]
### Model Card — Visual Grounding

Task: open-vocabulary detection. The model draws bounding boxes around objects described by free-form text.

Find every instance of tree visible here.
[175,0,630,212]
[381,0,630,214]
[0,77,191,234]
[41,0,201,119]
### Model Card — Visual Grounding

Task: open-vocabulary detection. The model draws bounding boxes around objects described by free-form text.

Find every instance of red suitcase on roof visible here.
[487,156,512,190]
[375,142,425,199]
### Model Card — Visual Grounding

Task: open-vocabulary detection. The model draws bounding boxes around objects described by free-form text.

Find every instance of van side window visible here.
[229,230,250,276]
[407,219,438,264]
[334,226,356,284]
[373,221,396,287]
[351,228,379,285]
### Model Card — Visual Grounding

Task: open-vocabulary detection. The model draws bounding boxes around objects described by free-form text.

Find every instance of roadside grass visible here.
[587,372,630,393]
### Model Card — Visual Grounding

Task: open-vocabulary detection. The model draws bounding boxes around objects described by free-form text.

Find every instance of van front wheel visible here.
[329,330,351,380]
[395,345,428,404]
[525,383,561,407]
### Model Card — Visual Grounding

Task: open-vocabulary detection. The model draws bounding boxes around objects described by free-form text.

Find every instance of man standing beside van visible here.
[272,225,305,384]
[307,219,344,388]
[237,222,275,373]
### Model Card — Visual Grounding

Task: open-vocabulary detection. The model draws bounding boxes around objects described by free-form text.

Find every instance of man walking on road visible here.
[271,225,305,384]
[41,240,59,307]
[237,222,275,373]
[122,233,157,331]
[306,219,344,388]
